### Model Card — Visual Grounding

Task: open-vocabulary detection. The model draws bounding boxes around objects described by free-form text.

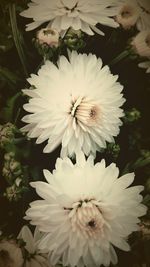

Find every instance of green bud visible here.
[124,108,141,124]
[63,28,85,50]
[0,123,16,149]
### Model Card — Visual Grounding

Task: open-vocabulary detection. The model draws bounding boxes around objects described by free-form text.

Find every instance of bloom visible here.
[0,239,24,267]
[21,51,125,158]
[115,1,141,29]
[20,0,119,36]
[37,28,59,47]
[138,59,150,73]
[25,153,147,267]
[131,30,150,58]
[115,0,150,31]
[18,225,50,267]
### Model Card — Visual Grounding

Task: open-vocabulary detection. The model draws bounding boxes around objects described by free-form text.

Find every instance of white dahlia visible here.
[21,51,125,158]
[25,153,147,267]
[18,225,50,267]
[138,59,150,73]
[115,0,150,31]
[20,0,119,36]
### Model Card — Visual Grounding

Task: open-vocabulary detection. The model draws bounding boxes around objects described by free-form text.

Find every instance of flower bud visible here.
[0,123,16,149]
[63,28,85,50]
[37,27,59,48]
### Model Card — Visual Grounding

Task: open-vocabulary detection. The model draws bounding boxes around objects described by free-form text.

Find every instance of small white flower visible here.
[131,30,150,58]
[0,239,24,267]
[21,51,125,158]
[20,0,119,36]
[25,153,147,267]
[115,0,150,31]
[37,28,59,47]
[116,0,141,29]
[138,59,150,73]
[18,225,50,267]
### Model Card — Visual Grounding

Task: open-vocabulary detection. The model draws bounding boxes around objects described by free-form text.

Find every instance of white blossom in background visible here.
[37,28,59,47]
[131,30,150,58]
[0,239,24,267]
[115,0,150,31]
[18,225,50,267]
[21,51,125,158]
[20,0,119,36]
[138,59,150,73]
[115,0,141,29]
[25,153,147,267]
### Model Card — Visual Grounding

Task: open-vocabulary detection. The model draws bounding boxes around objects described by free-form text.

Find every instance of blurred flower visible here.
[131,30,150,58]
[0,122,15,149]
[0,239,24,267]
[116,1,141,30]
[20,0,119,36]
[137,0,150,31]
[2,152,23,183]
[124,108,141,123]
[4,178,23,201]
[18,225,50,267]
[25,152,146,267]
[139,219,150,240]
[115,0,150,30]
[138,59,150,73]
[21,51,125,158]
[37,28,59,48]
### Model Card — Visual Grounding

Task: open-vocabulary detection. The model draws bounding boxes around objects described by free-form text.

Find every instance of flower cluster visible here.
[1,1,148,267]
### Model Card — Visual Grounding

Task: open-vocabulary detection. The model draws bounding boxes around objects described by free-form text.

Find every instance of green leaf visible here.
[9,3,28,77]
[1,92,21,122]
[0,66,21,86]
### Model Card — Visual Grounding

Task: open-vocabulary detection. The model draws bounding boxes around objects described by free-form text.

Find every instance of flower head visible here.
[37,28,59,47]
[18,225,50,267]
[0,239,24,267]
[116,0,150,31]
[25,153,147,267]
[22,51,125,158]
[20,0,119,36]
[131,30,150,58]
[116,1,141,29]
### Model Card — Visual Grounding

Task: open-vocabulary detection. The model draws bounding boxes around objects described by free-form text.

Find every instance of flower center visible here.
[64,3,78,12]
[68,200,105,239]
[120,6,134,18]
[70,97,100,126]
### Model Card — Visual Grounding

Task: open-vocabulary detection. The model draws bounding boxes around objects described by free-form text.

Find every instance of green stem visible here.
[109,50,130,66]
[9,3,28,77]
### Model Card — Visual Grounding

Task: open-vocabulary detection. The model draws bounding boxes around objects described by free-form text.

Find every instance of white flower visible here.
[25,153,147,267]
[138,59,150,73]
[131,30,150,58]
[21,51,125,158]
[20,0,119,36]
[115,0,150,31]
[0,239,24,267]
[37,28,59,47]
[18,225,51,267]
[115,0,141,30]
